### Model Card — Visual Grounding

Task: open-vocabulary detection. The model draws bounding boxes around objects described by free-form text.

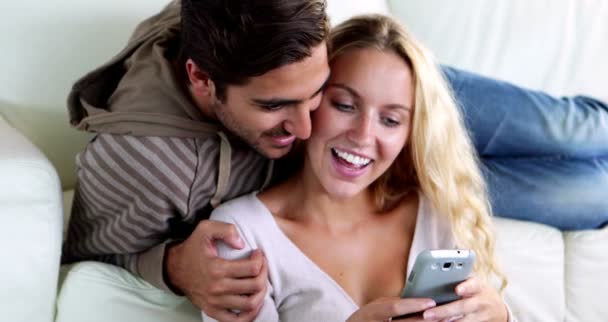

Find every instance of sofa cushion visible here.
[494,217,565,321]
[56,262,199,322]
[564,226,608,321]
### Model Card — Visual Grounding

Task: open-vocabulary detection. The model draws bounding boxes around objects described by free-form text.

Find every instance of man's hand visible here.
[166,220,268,322]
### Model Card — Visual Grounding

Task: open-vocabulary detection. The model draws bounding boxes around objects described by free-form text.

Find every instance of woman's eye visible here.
[381,117,400,127]
[331,100,354,111]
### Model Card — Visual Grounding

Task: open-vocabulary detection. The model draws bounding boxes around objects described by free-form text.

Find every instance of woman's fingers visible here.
[368,298,436,321]
[422,278,508,322]
[422,297,477,320]
[455,276,482,297]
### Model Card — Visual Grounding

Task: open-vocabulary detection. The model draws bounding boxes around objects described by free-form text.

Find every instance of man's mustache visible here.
[264,128,291,137]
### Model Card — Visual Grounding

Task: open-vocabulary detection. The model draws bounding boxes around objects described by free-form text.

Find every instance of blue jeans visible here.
[443,66,608,230]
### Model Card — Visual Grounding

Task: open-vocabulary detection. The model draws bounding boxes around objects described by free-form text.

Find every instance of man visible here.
[63,0,608,321]
[64,1,329,321]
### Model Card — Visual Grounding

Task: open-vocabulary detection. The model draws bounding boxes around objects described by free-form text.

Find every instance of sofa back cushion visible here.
[388,0,608,101]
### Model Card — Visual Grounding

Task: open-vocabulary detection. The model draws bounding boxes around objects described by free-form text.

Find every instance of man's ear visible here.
[185,58,216,98]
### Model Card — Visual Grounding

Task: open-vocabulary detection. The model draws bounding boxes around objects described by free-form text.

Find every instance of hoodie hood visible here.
[66,1,280,207]
[67,0,219,138]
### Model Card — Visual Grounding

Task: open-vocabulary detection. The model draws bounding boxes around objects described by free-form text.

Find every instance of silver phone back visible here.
[400,249,476,304]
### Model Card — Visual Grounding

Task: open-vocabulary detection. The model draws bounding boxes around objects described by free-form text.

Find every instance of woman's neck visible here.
[260,165,377,234]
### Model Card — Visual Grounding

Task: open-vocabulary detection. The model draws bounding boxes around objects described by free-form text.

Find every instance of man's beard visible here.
[212,100,290,159]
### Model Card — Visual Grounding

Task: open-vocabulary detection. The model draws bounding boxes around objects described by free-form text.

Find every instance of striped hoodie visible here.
[62,0,273,292]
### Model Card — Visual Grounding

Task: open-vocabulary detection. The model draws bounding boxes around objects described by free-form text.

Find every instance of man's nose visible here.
[284,106,313,139]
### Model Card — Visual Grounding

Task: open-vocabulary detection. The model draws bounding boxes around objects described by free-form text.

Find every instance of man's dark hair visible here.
[179,0,329,100]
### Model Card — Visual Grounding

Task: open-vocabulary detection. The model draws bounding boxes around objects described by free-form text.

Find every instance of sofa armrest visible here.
[0,116,63,322]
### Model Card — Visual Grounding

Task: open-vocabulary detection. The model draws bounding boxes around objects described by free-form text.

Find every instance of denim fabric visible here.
[442,66,608,230]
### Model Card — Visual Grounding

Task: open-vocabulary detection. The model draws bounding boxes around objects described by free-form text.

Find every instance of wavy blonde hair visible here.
[329,14,506,290]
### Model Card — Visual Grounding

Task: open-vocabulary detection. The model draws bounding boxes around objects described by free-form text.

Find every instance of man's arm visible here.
[63,132,269,322]
[62,133,198,292]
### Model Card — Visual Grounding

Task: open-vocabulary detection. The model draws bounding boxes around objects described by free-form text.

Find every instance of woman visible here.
[203,14,513,322]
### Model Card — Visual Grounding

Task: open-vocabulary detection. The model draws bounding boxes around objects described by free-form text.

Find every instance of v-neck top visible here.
[201,191,456,322]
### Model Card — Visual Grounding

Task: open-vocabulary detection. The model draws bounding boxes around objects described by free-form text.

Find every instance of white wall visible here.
[0,0,169,188]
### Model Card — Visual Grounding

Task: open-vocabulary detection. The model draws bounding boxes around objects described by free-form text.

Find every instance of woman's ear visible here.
[185,58,216,98]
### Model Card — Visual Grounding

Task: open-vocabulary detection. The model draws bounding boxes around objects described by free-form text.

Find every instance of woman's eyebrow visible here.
[327,83,360,99]
[329,83,411,111]
[386,104,412,112]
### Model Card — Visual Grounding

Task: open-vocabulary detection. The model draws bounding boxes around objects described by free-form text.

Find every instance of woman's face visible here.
[305,47,415,198]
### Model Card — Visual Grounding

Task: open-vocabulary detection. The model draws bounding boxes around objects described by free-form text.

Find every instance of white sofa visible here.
[1,1,607,321]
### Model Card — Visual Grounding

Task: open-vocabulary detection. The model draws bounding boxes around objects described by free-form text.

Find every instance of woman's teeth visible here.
[332,148,372,167]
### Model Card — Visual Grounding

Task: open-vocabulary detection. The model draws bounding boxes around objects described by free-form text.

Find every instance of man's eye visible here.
[260,103,284,111]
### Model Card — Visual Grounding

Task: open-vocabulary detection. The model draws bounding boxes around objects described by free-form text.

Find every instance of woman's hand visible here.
[420,276,508,322]
[346,297,436,322]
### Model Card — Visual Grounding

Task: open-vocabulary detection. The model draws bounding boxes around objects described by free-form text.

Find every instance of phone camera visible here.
[442,262,453,271]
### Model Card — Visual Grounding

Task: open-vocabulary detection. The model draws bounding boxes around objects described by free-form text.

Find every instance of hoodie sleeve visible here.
[62,133,202,293]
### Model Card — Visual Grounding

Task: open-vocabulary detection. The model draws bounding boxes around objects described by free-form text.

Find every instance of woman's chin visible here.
[322,183,365,200]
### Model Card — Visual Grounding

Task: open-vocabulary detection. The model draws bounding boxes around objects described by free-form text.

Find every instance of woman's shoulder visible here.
[418,192,443,221]
[210,191,269,225]
[416,191,455,246]
[209,192,280,257]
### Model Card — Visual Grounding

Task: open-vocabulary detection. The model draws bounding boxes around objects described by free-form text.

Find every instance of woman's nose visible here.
[348,114,374,146]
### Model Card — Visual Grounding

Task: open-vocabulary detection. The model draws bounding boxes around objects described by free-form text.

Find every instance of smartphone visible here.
[401,249,476,304]
[393,249,476,320]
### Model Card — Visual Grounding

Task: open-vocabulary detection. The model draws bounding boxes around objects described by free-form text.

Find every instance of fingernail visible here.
[457,285,466,294]
[235,238,244,247]
[423,311,435,320]
[425,300,436,308]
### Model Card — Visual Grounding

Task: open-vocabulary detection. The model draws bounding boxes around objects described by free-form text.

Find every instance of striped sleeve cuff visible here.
[136,240,177,294]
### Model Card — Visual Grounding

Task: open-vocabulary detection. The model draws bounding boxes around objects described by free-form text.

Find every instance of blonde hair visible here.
[329,15,507,290]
